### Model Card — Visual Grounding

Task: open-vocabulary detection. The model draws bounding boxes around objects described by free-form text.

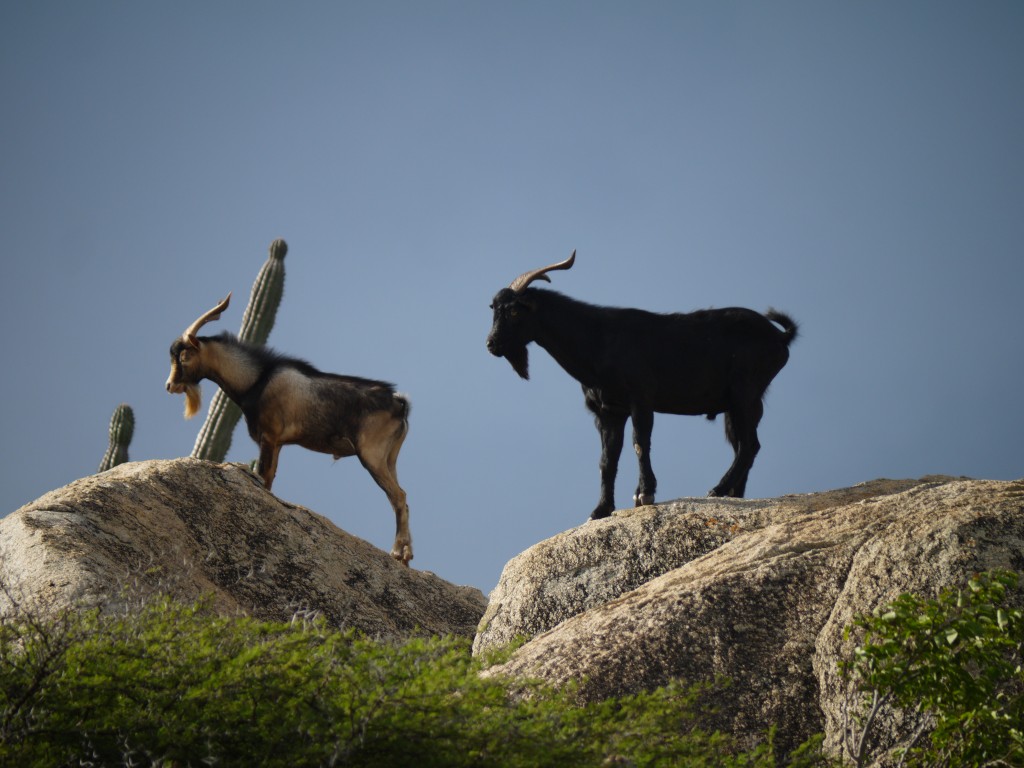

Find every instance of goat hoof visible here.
[633,493,655,507]
[708,487,743,498]
[589,506,613,521]
[391,544,413,566]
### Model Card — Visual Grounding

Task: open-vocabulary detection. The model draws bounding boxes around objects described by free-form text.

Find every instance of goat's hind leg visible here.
[357,414,413,566]
[708,400,762,498]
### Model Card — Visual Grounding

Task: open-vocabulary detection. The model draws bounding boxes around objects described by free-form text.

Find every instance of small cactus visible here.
[192,239,287,461]
[99,403,135,472]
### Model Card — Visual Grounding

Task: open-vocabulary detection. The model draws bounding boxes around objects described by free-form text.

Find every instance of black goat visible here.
[486,251,797,519]
[166,294,413,565]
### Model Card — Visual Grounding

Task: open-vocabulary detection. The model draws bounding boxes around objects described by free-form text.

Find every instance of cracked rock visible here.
[476,476,1024,758]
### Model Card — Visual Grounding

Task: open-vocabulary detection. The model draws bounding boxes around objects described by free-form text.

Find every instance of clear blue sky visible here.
[3,2,1022,593]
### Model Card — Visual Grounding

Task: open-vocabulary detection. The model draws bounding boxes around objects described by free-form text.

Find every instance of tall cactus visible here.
[191,238,287,461]
[99,403,135,472]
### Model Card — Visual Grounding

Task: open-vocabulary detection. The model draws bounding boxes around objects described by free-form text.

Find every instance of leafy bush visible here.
[1,594,798,767]
[840,569,1024,767]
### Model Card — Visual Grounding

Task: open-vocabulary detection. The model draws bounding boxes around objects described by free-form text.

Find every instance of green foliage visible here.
[192,238,287,462]
[0,593,811,768]
[98,402,134,472]
[840,570,1024,767]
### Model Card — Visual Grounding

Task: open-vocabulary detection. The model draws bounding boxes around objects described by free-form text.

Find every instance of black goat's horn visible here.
[509,250,576,293]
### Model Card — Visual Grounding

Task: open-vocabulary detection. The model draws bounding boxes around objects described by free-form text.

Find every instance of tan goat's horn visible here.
[509,250,576,294]
[183,293,232,347]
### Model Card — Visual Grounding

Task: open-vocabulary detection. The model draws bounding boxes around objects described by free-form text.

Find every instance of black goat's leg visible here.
[729,424,760,498]
[631,408,656,506]
[709,413,740,497]
[591,409,627,519]
[709,401,762,498]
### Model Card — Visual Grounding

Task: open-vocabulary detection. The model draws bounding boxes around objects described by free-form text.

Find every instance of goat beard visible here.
[504,346,530,380]
[183,384,202,419]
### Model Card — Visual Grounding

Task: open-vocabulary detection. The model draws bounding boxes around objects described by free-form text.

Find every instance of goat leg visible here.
[355,421,413,566]
[709,405,762,497]
[591,408,627,520]
[257,439,281,491]
[631,408,657,507]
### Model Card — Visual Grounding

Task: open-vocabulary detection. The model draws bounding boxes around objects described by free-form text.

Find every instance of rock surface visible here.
[0,459,486,638]
[478,476,1024,758]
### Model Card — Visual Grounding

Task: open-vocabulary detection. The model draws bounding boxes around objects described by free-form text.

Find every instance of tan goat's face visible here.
[165,293,231,420]
[166,338,204,419]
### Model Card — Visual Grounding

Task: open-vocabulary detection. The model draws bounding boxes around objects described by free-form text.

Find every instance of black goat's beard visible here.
[505,346,529,380]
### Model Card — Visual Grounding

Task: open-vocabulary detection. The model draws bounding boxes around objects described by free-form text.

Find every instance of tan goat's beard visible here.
[183,384,202,419]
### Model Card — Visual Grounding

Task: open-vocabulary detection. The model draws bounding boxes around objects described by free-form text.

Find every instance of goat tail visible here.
[765,309,799,346]
[393,392,412,427]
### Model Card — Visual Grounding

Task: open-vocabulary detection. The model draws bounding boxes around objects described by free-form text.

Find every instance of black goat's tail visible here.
[766,309,799,346]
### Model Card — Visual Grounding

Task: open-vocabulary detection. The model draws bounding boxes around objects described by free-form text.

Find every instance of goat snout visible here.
[486,331,511,357]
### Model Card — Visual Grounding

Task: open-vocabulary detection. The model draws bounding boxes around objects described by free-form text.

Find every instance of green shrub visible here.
[1,594,802,767]
[840,569,1024,767]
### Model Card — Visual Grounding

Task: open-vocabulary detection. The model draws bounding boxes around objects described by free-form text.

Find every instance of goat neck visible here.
[529,291,607,386]
[197,336,265,402]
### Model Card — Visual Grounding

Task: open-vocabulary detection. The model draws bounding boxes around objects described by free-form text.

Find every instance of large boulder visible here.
[478,477,1024,758]
[0,459,486,639]
[474,478,927,655]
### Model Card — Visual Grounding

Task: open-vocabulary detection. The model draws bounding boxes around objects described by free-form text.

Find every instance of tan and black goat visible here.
[166,294,413,565]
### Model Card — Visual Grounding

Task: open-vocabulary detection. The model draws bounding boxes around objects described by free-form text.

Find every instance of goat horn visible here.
[509,250,576,293]
[183,293,232,346]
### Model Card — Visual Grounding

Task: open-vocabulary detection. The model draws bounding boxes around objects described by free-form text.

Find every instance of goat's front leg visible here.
[257,439,281,491]
[631,408,656,506]
[591,408,627,520]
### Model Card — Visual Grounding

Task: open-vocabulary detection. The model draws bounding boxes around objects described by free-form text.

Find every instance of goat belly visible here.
[659,402,725,417]
[635,373,721,413]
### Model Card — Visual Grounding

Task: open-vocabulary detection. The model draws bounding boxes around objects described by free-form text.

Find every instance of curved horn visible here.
[509,250,576,294]
[183,293,232,346]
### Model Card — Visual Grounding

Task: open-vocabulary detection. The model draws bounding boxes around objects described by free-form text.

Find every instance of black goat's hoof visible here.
[633,493,655,507]
[589,508,613,521]
[708,487,744,498]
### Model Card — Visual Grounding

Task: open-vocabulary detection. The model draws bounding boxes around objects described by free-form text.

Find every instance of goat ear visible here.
[516,294,538,311]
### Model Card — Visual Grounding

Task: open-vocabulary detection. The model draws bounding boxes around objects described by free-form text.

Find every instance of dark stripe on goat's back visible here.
[315,371,397,391]
[309,373,399,413]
